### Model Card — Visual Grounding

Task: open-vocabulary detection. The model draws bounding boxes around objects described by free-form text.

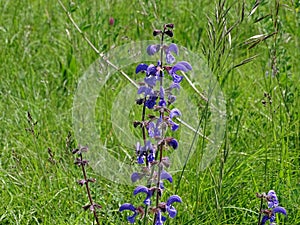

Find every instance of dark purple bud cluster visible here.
[153,23,174,37]
[119,24,192,224]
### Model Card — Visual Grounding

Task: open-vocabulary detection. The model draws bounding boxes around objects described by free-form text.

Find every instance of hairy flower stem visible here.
[79,153,100,225]
[142,97,149,167]
[142,96,150,225]
[152,28,166,225]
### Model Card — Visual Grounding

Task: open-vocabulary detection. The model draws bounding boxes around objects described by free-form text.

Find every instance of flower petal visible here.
[273,206,287,215]
[167,138,178,150]
[127,212,138,224]
[269,215,276,223]
[144,76,157,87]
[171,73,183,83]
[147,122,155,138]
[147,44,160,55]
[147,64,157,76]
[161,171,173,183]
[145,96,157,109]
[147,152,155,162]
[160,86,165,99]
[159,99,166,107]
[169,120,179,131]
[167,205,177,218]
[133,186,148,195]
[136,63,148,74]
[168,95,176,104]
[137,155,144,164]
[155,211,166,225]
[166,52,175,64]
[260,215,269,225]
[170,108,181,118]
[137,86,153,96]
[267,190,279,208]
[131,172,141,183]
[119,203,136,212]
[167,195,182,205]
[169,82,181,90]
[168,43,178,55]
[171,61,192,73]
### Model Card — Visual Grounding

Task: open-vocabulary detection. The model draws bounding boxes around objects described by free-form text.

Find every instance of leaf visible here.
[249,0,261,17]
[232,54,259,69]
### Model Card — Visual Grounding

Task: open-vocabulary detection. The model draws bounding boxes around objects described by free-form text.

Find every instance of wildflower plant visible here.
[256,190,287,225]
[72,145,102,225]
[119,24,192,224]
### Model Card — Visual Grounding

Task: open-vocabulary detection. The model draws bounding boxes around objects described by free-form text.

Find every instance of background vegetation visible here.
[0,0,299,224]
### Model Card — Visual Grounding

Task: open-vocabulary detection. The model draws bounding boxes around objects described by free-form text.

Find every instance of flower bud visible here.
[165,29,173,37]
[109,17,114,26]
[165,23,174,29]
[153,29,162,36]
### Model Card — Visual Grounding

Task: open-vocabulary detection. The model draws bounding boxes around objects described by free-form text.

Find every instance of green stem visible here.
[257,197,263,225]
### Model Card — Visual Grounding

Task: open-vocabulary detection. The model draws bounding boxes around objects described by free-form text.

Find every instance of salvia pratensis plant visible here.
[57,2,291,222]
[256,190,287,225]
[72,145,101,225]
[119,24,192,224]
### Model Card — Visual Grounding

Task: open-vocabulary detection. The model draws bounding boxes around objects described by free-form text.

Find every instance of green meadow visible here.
[0,0,299,224]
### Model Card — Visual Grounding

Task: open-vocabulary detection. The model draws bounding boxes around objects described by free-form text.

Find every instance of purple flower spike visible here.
[147,44,160,55]
[267,190,279,208]
[166,195,182,218]
[119,203,138,224]
[136,63,148,74]
[261,206,287,225]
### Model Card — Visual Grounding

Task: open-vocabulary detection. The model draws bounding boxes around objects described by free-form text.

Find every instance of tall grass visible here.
[0,0,299,224]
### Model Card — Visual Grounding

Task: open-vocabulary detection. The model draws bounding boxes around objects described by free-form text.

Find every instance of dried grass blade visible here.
[249,0,261,17]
